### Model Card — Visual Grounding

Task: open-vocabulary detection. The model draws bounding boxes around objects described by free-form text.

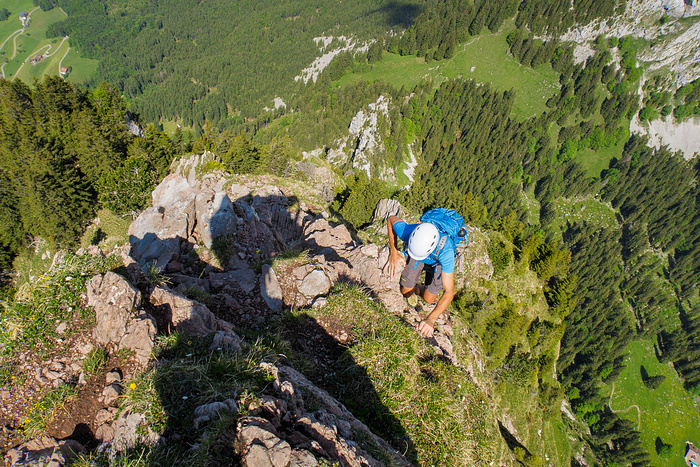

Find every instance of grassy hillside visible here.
[337,23,560,119]
[603,339,700,467]
[0,2,98,84]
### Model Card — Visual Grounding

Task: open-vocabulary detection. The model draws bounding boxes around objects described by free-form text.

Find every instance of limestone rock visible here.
[296,415,380,467]
[210,267,257,294]
[95,408,117,426]
[298,270,331,298]
[261,265,284,311]
[195,191,239,249]
[210,330,243,353]
[149,286,218,335]
[289,449,320,467]
[193,399,238,428]
[105,371,121,385]
[236,417,292,467]
[102,384,121,406]
[87,272,141,346]
[260,362,412,467]
[110,411,161,458]
[6,436,84,467]
[372,198,403,224]
[345,96,390,179]
[95,424,114,442]
[292,264,314,280]
[129,173,197,269]
[120,314,157,366]
[304,218,353,250]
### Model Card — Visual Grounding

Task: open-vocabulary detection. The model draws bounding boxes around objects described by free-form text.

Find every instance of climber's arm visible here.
[417,272,455,337]
[383,216,405,278]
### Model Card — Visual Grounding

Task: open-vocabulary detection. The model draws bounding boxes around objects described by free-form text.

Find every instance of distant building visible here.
[19,11,28,27]
[60,67,69,77]
[687,442,700,467]
[30,55,43,65]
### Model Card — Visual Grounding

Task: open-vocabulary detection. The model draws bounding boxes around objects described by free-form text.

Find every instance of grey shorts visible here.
[400,257,443,296]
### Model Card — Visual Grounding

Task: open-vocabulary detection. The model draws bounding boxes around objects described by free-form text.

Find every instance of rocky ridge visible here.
[562,0,700,87]
[3,153,493,466]
[325,95,401,183]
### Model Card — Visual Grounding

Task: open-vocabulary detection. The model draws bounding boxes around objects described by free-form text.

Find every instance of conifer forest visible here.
[1,0,700,465]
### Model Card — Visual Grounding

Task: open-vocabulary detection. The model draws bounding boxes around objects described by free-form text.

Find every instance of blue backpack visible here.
[420,208,469,254]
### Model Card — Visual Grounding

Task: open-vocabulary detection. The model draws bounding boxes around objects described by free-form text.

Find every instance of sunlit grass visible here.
[23,384,78,437]
[80,208,132,251]
[337,22,560,119]
[293,282,500,466]
[1,251,121,361]
[602,339,700,467]
[82,347,107,378]
[0,4,98,84]
[549,196,618,241]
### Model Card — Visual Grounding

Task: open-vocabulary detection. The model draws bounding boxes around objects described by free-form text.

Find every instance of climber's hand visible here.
[383,251,405,278]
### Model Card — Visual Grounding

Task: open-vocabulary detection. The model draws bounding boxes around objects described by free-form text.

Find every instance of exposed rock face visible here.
[326,95,396,182]
[261,264,284,311]
[295,36,370,84]
[149,286,219,335]
[129,174,197,271]
[630,114,700,159]
[560,0,700,86]
[259,362,408,467]
[64,154,494,465]
[87,272,156,365]
[6,436,85,467]
[236,417,293,467]
[195,190,238,249]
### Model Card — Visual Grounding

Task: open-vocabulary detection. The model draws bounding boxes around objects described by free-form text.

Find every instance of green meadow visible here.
[338,24,560,119]
[604,339,700,467]
[0,0,31,41]
[0,2,98,84]
[546,196,618,242]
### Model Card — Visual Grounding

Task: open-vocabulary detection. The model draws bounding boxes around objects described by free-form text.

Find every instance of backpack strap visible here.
[437,235,447,254]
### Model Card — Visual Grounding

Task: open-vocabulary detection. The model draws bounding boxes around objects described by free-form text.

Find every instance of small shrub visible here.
[643,374,666,389]
[195,160,229,177]
[333,173,388,229]
[487,240,511,276]
[655,436,672,457]
[97,155,158,216]
[513,447,543,467]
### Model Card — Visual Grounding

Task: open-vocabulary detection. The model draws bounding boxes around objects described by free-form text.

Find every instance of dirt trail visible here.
[609,382,642,430]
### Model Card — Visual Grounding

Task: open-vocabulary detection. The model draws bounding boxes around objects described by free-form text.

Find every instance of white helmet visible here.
[407,223,439,260]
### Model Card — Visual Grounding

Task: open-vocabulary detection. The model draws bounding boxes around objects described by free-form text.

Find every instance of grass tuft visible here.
[23,384,78,437]
[268,246,312,270]
[82,347,107,378]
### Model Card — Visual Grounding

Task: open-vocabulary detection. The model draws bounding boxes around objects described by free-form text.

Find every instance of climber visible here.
[383,215,456,338]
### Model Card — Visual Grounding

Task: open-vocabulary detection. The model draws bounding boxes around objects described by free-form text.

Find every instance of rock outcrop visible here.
[6,153,493,466]
[87,272,156,366]
[561,0,700,86]
[6,437,85,467]
[326,95,399,183]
